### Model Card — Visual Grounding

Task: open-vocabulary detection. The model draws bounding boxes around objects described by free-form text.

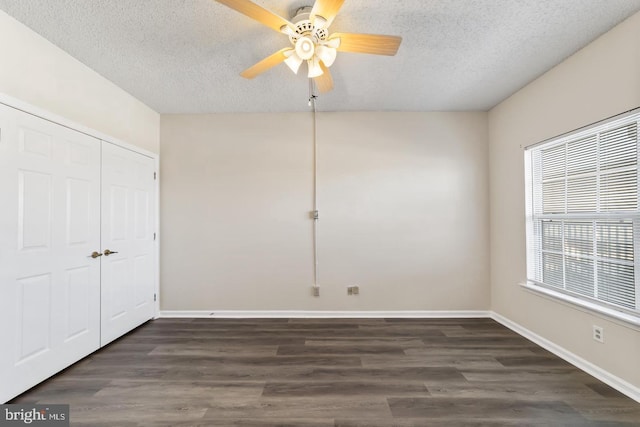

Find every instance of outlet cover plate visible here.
[593,325,604,343]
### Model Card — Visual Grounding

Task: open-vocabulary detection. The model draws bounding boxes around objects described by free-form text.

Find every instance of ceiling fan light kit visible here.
[294,37,315,60]
[283,49,303,73]
[215,0,402,93]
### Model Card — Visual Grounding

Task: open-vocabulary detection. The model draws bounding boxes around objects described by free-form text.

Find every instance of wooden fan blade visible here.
[215,0,294,33]
[329,33,402,56]
[310,0,344,27]
[314,63,334,93]
[240,48,290,79]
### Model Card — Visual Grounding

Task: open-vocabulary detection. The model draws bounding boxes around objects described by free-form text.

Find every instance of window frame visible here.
[524,108,640,326]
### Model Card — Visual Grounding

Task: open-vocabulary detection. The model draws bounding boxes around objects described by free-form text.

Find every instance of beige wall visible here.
[0,11,159,153]
[161,112,489,311]
[489,11,640,388]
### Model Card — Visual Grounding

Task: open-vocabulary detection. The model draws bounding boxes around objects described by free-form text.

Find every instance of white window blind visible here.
[525,110,640,318]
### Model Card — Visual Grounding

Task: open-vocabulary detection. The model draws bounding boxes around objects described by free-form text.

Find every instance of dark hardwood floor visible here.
[11,318,640,426]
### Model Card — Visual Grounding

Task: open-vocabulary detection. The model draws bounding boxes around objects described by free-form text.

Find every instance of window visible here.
[524,110,640,320]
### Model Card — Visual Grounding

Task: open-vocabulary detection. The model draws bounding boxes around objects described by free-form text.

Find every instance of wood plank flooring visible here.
[11,318,640,426]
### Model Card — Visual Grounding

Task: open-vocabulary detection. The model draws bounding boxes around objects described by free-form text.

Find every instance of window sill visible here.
[520,282,640,330]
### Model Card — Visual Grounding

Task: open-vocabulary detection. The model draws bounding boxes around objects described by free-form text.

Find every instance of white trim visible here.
[523,106,640,150]
[0,92,157,158]
[491,311,640,403]
[153,157,160,319]
[521,282,640,330]
[159,310,492,319]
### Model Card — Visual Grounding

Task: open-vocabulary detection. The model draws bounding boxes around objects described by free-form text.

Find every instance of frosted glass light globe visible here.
[295,37,315,60]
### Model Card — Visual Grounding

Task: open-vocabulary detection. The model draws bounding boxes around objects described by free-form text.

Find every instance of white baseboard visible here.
[159,310,491,319]
[491,311,640,403]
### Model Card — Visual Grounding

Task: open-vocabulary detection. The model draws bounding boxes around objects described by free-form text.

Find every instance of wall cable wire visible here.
[308,79,319,290]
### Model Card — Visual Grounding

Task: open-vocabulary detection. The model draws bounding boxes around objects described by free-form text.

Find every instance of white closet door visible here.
[101,142,156,346]
[0,104,101,403]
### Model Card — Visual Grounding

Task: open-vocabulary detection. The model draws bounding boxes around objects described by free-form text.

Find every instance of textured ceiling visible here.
[1,0,640,113]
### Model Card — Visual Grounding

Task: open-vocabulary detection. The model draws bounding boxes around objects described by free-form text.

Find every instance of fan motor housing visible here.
[288,6,327,43]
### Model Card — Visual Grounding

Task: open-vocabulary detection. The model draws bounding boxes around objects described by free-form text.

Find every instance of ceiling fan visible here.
[215,0,402,93]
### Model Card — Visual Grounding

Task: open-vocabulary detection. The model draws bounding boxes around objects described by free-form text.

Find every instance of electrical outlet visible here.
[593,325,604,343]
[347,285,360,295]
[312,286,320,297]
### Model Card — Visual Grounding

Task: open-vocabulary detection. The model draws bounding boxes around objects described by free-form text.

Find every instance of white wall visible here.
[489,11,640,388]
[0,10,159,153]
[160,112,489,311]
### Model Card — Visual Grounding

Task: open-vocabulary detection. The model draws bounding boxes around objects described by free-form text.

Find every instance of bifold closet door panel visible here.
[100,142,156,346]
[0,104,101,403]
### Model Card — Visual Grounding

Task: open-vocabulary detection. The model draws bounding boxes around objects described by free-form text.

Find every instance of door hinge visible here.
[154,172,157,180]
[153,232,156,241]
[154,293,157,302]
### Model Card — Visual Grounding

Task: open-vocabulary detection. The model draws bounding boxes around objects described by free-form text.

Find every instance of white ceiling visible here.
[1,0,640,113]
